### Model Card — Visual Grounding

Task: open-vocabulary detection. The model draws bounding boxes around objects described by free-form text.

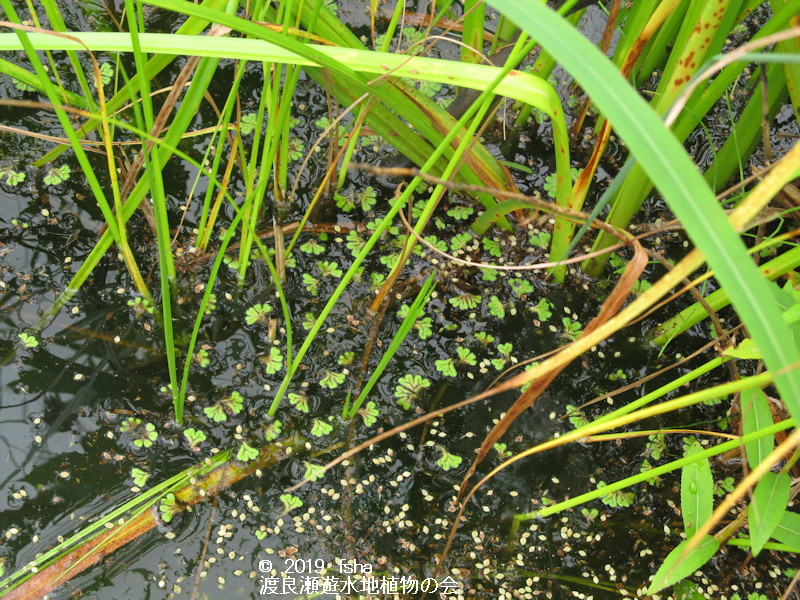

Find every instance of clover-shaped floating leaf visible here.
[261,347,283,375]
[456,346,477,366]
[236,442,259,463]
[355,186,377,211]
[482,237,502,258]
[565,405,589,428]
[335,192,357,212]
[311,419,333,437]
[13,77,36,92]
[131,467,150,487]
[435,358,456,377]
[423,235,447,253]
[319,370,345,389]
[338,351,355,366]
[645,433,666,461]
[317,260,342,278]
[359,401,379,427]
[581,508,599,523]
[159,493,179,523]
[43,165,71,186]
[488,296,506,319]
[300,238,326,255]
[596,481,633,507]
[414,316,434,340]
[493,343,516,370]
[288,393,310,413]
[562,317,583,340]
[280,493,303,514]
[287,137,304,162]
[1,167,26,186]
[346,230,365,255]
[120,417,142,433]
[475,332,495,346]
[240,113,259,135]
[127,296,154,316]
[437,449,463,471]
[204,403,227,423]
[530,298,552,321]
[394,374,431,410]
[184,428,207,450]
[302,273,320,296]
[98,62,114,86]
[529,230,551,249]
[222,391,244,415]
[193,349,210,368]
[494,443,512,459]
[450,232,473,252]
[245,303,272,325]
[302,313,317,331]
[133,423,158,448]
[482,268,498,282]
[18,333,38,348]
[303,462,326,482]
[508,278,534,298]
[263,419,282,441]
[544,167,579,199]
[449,294,481,310]
[447,205,474,220]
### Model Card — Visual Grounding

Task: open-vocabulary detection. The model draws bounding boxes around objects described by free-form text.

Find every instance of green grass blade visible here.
[487,0,800,425]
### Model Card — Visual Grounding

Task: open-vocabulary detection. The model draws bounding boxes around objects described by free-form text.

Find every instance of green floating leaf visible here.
[311,419,333,437]
[160,493,178,523]
[395,374,431,409]
[18,333,38,348]
[261,347,284,375]
[437,449,463,471]
[647,535,719,595]
[449,293,481,310]
[303,462,326,482]
[435,358,456,377]
[183,428,207,448]
[749,471,790,556]
[680,441,714,537]
[288,393,310,413]
[43,164,71,185]
[488,295,505,319]
[359,401,379,427]
[263,419,282,441]
[508,277,533,297]
[236,442,259,463]
[530,298,552,321]
[320,370,345,389]
[280,493,303,514]
[131,467,150,487]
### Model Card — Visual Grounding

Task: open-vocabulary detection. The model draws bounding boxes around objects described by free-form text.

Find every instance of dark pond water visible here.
[1,2,798,599]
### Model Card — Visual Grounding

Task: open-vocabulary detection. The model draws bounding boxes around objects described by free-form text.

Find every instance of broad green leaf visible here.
[773,510,800,549]
[680,442,714,537]
[724,338,760,360]
[647,535,719,594]
[749,471,790,556]
[741,388,774,470]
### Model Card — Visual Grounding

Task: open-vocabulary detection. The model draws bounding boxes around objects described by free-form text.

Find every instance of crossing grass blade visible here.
[486,0,800,425]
